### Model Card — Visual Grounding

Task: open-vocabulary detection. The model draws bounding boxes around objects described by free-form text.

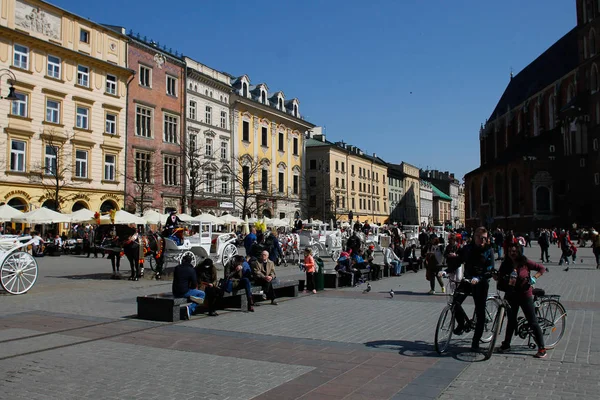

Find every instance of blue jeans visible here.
[391,261,401,275]
[496,246,502,259]
[184,289,205,314]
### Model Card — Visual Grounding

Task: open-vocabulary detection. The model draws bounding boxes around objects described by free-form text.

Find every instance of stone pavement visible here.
[0,244,599,399]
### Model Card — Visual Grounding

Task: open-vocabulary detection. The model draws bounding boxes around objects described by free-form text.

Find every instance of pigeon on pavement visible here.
[363,283,372,293]
[563,267,569,272]
[389,289,394,298]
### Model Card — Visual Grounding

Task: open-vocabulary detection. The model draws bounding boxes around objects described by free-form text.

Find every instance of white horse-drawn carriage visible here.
[146,221,237,271]
[0,235,38,295]
[298,223,343,261]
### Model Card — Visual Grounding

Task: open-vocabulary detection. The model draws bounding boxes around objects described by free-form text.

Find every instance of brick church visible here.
[465,0,600,231]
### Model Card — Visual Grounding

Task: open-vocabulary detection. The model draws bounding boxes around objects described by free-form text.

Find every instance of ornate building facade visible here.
[419,180,433,226]
[387,162,420,225]
[465,0,600,230]
[123,34,185,215]
[0,0,130,214]
[230,75,314,219]
[184,56,233,215]
[305,130,389,224]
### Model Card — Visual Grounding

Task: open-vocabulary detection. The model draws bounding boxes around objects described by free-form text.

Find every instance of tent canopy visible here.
[12,208,71,224]
[0,204,24,222]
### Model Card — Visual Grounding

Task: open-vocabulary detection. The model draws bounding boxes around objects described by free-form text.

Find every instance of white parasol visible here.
[194,213,222,224]
[69,208,95,223]
[96,210,146,225]
[220,214,243,224]
[177,213,196,222]
[0,204,24,222]
[142,210,167,225]
[12,207,71,224]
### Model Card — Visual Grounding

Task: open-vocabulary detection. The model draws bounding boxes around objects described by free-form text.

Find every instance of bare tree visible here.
[221,155,262,219]
[123,148,163,216]
[33,129,78,211]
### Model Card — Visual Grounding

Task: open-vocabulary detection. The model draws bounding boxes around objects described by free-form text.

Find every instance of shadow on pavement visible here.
[47,273,122,280]
[364,339,438,357]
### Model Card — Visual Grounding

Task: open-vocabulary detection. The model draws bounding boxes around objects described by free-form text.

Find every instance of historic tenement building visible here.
[230,75,314,219]
[184,56,233,216]
[387,162,420,225]
[419,180,433,226]
[0,0,130,214]
[122,33,186,215]
[421,170,460,227]
[465,0,600,230]
[305,130,389,224]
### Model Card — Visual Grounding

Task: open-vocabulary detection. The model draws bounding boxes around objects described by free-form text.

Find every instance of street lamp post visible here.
[0,69,19,101]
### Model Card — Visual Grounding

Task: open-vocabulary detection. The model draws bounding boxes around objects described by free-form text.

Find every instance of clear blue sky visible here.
[51,0,575,180]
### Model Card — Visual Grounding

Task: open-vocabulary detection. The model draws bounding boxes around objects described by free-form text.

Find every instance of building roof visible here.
[429,182,452,201]
[305,138,388,166]
[488,27,579,122]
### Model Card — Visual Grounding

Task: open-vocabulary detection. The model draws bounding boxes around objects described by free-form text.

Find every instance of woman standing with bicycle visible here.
[496,243,547,358]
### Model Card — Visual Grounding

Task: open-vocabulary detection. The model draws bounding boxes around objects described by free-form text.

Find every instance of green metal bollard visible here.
[315,257,325,291]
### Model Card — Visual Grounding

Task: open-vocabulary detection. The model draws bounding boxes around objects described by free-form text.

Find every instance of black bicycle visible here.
[434,277,501,357]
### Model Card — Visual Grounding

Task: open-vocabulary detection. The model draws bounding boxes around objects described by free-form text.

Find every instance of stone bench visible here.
[137,293,191,322]
[221,279,299,310]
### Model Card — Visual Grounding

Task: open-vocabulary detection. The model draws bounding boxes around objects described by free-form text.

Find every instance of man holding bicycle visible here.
[440,226,495,351]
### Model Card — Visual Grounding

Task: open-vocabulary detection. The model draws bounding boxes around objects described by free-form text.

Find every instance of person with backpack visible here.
[425,238,444,294]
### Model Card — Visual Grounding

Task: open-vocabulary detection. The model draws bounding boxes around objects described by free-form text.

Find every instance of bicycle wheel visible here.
[484,306,505,360]
[434,305,455,354]
[480,298,501,343]
[538,299,567,349]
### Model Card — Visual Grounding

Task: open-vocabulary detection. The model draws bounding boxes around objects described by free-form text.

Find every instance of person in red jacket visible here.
[496,243,547,358]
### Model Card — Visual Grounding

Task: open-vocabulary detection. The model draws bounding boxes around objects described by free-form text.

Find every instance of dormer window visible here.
[242,82,248,97]
[293,104,298,117]
[278,98,283,110]
[261,91,266,104]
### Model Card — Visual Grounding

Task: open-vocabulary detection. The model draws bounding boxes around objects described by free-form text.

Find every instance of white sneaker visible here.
[184,305,191,320]
[189,296,204,305]
[428,290,435,295]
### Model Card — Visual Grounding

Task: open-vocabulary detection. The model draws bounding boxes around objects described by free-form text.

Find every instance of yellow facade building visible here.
[0,0,130,215]
[230,75,314,219]
[305,130,389,224]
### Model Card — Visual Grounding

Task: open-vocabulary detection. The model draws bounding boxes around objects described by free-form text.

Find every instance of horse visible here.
[96,225,142,280]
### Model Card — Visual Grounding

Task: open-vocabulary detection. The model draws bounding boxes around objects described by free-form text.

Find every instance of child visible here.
[301,247,317,294]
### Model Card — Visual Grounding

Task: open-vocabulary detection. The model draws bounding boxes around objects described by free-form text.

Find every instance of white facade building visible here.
[184,57,233,215]
[420,180,434,226]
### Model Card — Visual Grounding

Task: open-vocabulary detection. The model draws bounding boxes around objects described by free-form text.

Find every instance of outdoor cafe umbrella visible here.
[177,213,196,223]
[0,204,23,222]
[68,208,95,223]
[220,214,243,224]
[12,207,71,224]
[95,210,146,225]
[242,215,250,235]
[194,213,222,225]
[142,209,167,225]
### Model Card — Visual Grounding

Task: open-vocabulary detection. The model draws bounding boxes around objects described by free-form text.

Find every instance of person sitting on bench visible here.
[227,255,255,312]
[195,258,222,316]
[172,253,204,320]
[251,250,278,305]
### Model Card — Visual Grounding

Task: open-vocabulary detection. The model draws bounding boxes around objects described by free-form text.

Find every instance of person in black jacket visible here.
[195,259,221,316]
[172,254,204,320]
[440,226,495,351]
[163,211,182,237]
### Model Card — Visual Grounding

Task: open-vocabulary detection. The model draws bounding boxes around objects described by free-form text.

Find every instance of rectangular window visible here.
[135,151,152,182]
[105,113,117,135]
[262,169,268,191]
[309,160,317,170]
[221,176,229,194]
[341,162,345,172]
[293,175,299,194]
[44,145,57,176]
[342,178,345,189]
[166,75,177,96]
[278,172,285,193]
[336,196,340,208]
[80,29,90,43]
[205,138,213,157]
[293,137,298,155]
[11,92,27,117]
[10,140,26,172]
[335,161,339,171]
[336,178,339,187]
[352,198,355,209]
[104,154,116,181]
[13,44,28,69]
[596,173,600,185]
[76,106,89,130]
[163,114,178,143]
[189,101,196,120]
[351,165,355,174]
[139,65,151,87]
[309,176,316,187]
[106,74,117,95]
[75,150,88,178]
[46,99,60,123]
[242,166,250,190]
[342,197,345,208]
[261,127,268,146]
[205,106,212,125]
[278,132,284,151]
[220,111,227,129]
[242,121,250,141]
[77,65,89,87]
[351,181,354,190]
[47,55,61,79]
[163,156,178,186]
[220,141,228,160]
[136,106,152,137]
[189,134,197,150]
[205,173,214,192]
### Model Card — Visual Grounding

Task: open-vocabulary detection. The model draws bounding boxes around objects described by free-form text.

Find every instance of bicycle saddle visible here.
[532,288,545,297]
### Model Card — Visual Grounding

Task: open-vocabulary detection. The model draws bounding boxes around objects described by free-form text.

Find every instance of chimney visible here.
[373,152,377,158]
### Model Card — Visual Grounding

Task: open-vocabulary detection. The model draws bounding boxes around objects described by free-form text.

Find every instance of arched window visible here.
[592,64,599,93]
[510,170,520,215]
[7,197,27,212]
[481,176,489,204]
[533,105,540,136]
[71,201,89,212]
[548,95,555,129]
[494,173,504,216]
[535,187,551,213]
[517,111,522,133]
[242,82,248,97]
[590,29,597,57]
[100,200,118,213]
[42,199,58,211]
[293,104,298,117]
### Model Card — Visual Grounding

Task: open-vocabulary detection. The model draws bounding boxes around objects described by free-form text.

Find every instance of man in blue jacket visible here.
[440,226,495,351]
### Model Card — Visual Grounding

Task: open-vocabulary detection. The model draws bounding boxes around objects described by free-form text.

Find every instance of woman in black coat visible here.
[195,259,222,316]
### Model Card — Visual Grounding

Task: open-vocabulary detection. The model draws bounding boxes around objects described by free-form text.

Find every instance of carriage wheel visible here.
[178,251,197,267]
[146,256,157,272]
[221,243,238,267]
[1,251,38,295]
